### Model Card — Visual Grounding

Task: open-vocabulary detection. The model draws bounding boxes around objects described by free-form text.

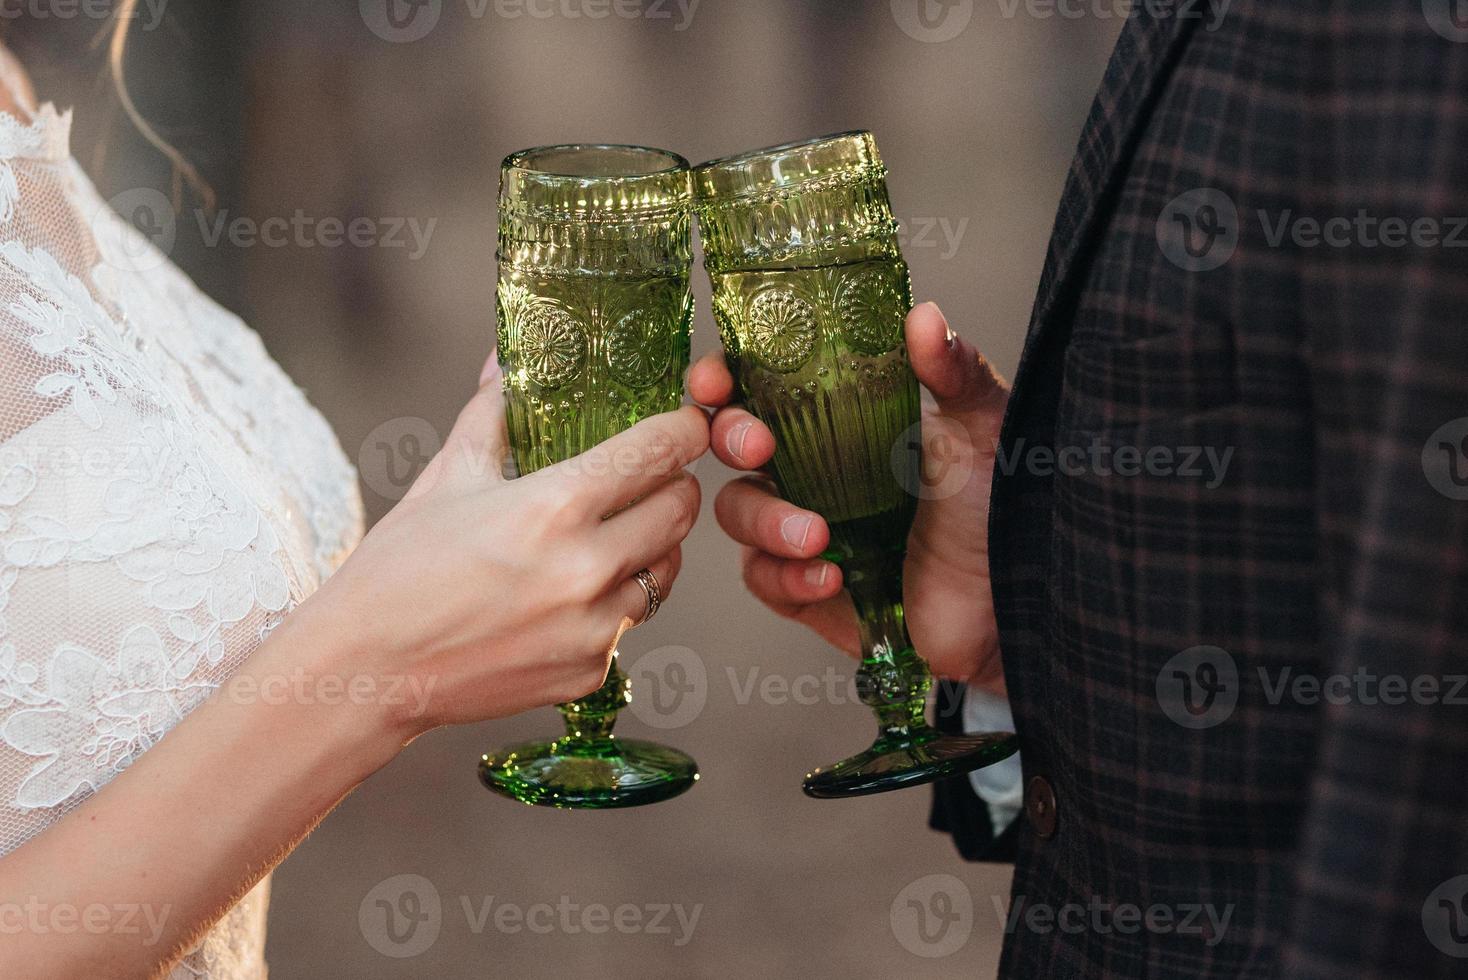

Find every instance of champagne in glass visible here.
[693,132,1017,798]
[479,144,699,808]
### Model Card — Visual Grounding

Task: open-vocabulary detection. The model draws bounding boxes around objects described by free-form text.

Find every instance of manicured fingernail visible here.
[726,420,753,461]
[781,514,813,550]
[945,324,957,350]
[804,562,830,588]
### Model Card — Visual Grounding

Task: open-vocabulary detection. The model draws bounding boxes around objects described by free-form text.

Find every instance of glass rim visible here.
[500,143,693,220]
[693,130,883,203]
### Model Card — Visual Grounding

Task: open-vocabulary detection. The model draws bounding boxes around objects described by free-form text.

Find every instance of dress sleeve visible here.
[0,245,289,857]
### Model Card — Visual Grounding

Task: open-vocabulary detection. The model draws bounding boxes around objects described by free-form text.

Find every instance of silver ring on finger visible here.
[632,567,662,627]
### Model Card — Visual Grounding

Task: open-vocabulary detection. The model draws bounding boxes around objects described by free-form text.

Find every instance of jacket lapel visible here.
[1016,9,1203,380]
[988,9,1204,599]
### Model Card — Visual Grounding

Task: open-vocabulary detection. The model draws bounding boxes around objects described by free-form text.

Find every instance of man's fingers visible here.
[689,352,780,469]
[740,548,844,608]
[740,550,860,655]
[714,476,829,558]
[710,407,776,470]
[688,351,736,407]
[543,405,709,518]
[906,302,1008,420]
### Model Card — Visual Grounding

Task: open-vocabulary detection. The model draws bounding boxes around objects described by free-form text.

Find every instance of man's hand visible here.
[688,301,1010,693]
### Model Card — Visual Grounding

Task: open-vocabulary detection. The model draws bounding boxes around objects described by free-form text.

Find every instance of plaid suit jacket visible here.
[930,2,1468,977]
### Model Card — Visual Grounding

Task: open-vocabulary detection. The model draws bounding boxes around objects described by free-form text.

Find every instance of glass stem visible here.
[557,654,631,744]
[845,550,933,745]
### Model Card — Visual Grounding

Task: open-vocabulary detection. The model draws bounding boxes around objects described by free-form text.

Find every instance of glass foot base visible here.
[803,729,1018,799]
[479,736,699,809]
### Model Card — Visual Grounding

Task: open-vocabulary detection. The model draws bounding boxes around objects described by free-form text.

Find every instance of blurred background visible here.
[8,2,1121,976]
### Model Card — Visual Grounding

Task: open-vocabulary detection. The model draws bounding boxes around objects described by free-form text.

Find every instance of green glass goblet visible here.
[694,132,1017,798]
[479,144,699,808]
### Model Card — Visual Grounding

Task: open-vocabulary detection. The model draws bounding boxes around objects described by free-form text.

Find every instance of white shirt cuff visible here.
[962,685,1024,835]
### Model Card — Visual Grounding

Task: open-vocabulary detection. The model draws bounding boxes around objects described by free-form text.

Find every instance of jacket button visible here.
[1025,776,1058,839]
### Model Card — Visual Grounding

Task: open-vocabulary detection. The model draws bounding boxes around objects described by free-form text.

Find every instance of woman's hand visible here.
[688,302,1008,693]
[0,357,708,980]
[302,356,709,740]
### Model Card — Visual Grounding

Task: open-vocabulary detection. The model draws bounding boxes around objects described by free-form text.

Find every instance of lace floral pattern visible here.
[0,68,363,980]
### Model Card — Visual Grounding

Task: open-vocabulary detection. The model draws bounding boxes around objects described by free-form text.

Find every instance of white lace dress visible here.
[0,68,364,979]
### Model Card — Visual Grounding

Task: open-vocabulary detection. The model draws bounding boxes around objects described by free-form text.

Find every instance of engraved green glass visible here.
[694,132,1018,798]
[479,145,699,808]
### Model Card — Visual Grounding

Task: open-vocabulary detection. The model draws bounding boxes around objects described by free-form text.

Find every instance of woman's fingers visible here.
[406,356,508,498]
[587,548,683,656]
[543,405,709,518]
[687,351,736,407]
[714,476,828,558]
[597,473,702,581]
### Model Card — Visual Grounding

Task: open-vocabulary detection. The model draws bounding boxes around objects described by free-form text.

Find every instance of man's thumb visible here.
[905,301,1009,430]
